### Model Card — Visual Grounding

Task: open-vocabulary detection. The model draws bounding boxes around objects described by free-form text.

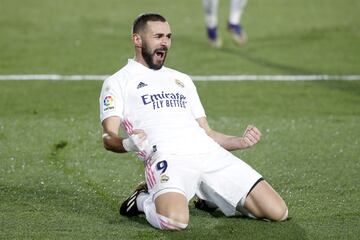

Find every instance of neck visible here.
[134,49,151,69]
[134,56,149,68]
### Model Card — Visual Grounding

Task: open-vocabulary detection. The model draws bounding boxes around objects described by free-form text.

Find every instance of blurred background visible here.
[1,0,359,75]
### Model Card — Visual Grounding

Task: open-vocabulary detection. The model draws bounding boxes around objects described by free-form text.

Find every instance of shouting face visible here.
[135,21,172,70]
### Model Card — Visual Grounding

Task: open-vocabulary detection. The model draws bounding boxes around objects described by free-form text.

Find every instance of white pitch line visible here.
[0,74,360,81]
[192,75,360,81]
[0,74,108,81]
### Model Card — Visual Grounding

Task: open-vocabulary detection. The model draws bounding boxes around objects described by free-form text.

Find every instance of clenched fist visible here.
[239,125,261,149]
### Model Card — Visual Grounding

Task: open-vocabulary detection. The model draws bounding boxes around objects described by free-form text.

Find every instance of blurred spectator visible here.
[203,0,248,47]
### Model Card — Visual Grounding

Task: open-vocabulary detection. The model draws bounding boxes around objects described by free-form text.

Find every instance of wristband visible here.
[122,135,149,152]
[122,138,138,152]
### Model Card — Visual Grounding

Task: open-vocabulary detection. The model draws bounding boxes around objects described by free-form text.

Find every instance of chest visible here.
[125,74,190,113]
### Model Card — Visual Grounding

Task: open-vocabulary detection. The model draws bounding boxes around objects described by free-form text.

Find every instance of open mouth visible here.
[154,48,167,61]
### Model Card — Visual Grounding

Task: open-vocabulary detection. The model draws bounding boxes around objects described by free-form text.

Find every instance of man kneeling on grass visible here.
[99,13,288,230]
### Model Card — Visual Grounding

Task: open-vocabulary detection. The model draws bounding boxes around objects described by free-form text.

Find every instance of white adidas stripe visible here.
[0,74,359,81]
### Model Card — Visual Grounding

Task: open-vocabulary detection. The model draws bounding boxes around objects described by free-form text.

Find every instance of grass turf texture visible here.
[1,0,360,239]
[0,0,359,75]
[1,81,359,239]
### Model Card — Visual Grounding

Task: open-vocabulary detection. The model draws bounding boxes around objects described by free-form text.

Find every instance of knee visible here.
[155,192,189,230]
[156,202,189,230]
[268,203,288,222]
[167,211,189,225]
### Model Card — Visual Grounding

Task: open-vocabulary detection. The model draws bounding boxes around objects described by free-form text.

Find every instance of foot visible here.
[193,197,217,212]
[209,38,223,48]
[227,23,247,45]
[119,182,148,217]
[207,27,222,48]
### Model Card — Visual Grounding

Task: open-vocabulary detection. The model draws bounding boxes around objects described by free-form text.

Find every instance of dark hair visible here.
[132,13,167,34]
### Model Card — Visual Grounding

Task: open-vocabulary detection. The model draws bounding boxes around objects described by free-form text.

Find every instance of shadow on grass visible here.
[107,209,308,240]
[220,46,313,75]
[176,34,313,75]
[313,80,360,98]
[215,219,308,240]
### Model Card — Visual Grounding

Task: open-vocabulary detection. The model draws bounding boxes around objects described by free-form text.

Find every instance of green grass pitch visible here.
[1,0,360,239]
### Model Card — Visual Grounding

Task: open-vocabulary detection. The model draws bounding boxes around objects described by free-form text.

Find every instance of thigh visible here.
[146,154,200,202]
[198,149,262,216]
[243,180,288,221]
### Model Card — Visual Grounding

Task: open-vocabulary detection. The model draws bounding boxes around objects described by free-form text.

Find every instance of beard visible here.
[141,42,167,70]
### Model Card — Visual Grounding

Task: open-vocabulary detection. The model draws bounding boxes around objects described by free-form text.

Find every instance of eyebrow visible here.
[153,33,172,38]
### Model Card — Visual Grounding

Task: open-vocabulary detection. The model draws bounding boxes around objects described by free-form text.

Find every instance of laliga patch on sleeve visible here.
[103,95,115,112]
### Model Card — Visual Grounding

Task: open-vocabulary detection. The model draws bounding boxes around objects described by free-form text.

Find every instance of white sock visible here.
[203,0,219,28]
[142,196,162,229]
[142,197,188,230]
[136,192,149,212]
[229,0,248,25]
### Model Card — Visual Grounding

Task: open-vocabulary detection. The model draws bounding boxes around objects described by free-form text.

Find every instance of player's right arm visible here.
[102,116,148,153]
[102,116,126,153]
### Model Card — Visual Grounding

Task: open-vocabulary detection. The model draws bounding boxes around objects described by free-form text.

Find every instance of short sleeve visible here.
[186,77,206,119]
[99,77,124,122]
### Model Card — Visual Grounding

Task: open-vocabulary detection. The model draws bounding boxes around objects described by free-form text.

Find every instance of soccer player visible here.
[203,0,248,47]
[99,13,288,230]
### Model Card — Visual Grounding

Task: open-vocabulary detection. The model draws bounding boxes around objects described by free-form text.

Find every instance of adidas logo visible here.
[137,82,148,89]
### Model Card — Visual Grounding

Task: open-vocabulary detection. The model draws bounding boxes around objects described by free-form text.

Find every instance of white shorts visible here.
[144,147,262,216]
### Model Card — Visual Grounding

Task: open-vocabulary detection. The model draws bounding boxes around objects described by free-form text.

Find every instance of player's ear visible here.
[132,33,142,48]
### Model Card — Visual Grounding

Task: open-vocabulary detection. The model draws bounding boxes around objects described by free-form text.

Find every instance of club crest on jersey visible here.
[103,95,115,112]
[160,174,169,183]
[175,79,184,88]
[137,82,148,89]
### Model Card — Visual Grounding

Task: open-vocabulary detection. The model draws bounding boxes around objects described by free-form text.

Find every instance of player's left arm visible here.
[196,117,261,151]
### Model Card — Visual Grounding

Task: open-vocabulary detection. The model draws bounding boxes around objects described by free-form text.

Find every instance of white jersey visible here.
[99,59,221,158]
[100,60,263,217]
